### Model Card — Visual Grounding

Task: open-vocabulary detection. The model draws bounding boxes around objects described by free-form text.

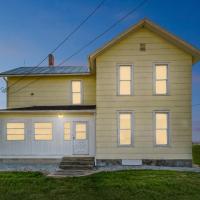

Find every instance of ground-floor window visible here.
[6,123,25,141]
[155,112,169,145]
[34,123,52,140]
[118,112,134,146]
[75,122,87,140]
[64,122,71,140]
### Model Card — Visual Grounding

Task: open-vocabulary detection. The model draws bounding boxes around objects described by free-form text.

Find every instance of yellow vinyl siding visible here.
[7,75,96,108]
[96,27,192,160]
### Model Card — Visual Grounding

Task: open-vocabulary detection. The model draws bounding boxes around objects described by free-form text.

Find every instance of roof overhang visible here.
[89,19,200,68]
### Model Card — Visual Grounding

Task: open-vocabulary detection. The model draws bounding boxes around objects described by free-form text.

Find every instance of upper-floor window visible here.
[154,64,168,95]
[118,65,133,95]
[118,112,134,146]
[155,112,169,146]
[71,80,82,104]
[6,123,25,141]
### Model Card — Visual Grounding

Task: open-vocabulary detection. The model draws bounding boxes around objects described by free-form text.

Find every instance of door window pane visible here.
[75,123,87,140]
[64,122,71,140]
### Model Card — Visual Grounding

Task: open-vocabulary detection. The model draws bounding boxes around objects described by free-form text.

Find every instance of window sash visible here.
[72,81,82,104]
[6,123,25,141]
[118,65,133,95]
[118,112,133,146]
[155,112,169,145]
[154,64,168,95]
[34,123,52,140]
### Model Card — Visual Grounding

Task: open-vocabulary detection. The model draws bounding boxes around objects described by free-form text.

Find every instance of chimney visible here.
[48,54,54,66]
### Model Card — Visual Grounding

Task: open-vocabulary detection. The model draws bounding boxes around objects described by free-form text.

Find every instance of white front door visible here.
[73,121,89,155]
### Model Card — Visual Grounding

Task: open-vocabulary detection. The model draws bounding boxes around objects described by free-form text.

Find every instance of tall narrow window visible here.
[118,65,133,95]
[118,112,133,145]
[72,81,82,104]
[7,123,25,141]
[64,122,71,140]
[155,64,168,95]
[34,123,52,140]
[155,112,169,145]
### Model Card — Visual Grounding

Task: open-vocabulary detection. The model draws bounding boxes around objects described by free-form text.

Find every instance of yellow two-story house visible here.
[0,19,200,167]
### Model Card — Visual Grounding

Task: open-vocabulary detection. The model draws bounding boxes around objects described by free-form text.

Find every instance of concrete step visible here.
[60,161,94,165]
[62,157,94,161]
[59,165,94,170]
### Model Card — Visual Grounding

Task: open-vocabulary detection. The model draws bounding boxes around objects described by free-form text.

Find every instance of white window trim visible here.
[71,80,83,105]
[117,111,134,147]
[117,64,134,96]
[153,111,170,147]
[153,63,169,96]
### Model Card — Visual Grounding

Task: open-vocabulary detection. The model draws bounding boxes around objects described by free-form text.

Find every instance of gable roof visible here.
[89,19,200,67]
[0,66,90,77]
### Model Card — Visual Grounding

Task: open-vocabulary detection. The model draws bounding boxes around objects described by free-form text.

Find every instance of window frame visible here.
[6,122,25,141]
[153,63,169,95]
[117,111,134,147]
[33,122,53,141]
[117,64,134,96]
[71,80,83,105]
[153,111,170,147]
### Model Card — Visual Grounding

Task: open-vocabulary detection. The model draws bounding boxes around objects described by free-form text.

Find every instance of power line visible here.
[5,0,106,91]
[8,0,149,95]
[58,0,149,66]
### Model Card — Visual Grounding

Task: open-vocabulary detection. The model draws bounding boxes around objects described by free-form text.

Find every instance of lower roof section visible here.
[0,105,96,113]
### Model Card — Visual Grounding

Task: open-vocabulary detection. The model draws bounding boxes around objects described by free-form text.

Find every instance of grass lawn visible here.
[0,170,200,200]
[193,144,200,165]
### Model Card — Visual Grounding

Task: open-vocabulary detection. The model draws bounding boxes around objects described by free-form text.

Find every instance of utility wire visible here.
[8,0,149,95]
[5,0,106,91]
[58,0,149,66]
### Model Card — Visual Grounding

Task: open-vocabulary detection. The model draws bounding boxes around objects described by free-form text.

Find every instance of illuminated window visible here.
[118,112,133,145]
[34,123,52,140]
[64,122,71,140]
[72,81,82,104]
[155,64,168,95]
[75,122,87,140]
[118,65,133,95]
[7,123,24,141]
[155,112,169,145]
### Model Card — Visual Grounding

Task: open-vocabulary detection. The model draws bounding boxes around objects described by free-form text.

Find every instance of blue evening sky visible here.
[0,0,199,140]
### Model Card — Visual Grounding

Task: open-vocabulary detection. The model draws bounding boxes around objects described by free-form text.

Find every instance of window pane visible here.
[156,65,167,79]
[64,122,71,140]
[35,135,52,140]
[34,123,52,140]
[72,93,81,104]
[75,123,87,140]
[120,66,131,80]
[7,135,24,141]
[156,113,168,129]
[120,81,131,95]
[72,81,81,92]
[120,130,131,145]
[35,123,52,129]
[7,123,24,141]
[156,129,168,145]
[156,80,167,94]
[120,114,131,129]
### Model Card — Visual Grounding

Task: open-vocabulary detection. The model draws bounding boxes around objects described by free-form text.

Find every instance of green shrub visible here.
[193,144,200,165]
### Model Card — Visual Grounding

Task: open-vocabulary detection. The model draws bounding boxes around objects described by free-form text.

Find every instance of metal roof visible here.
[0,66,90,77]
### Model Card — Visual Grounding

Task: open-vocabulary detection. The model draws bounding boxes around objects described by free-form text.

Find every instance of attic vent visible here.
[140,43,146,51]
